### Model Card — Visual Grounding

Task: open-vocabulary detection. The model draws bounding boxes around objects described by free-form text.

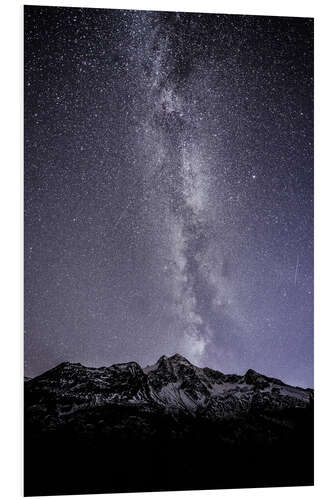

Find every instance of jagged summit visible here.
[245,368,259,376]
[25,354,313,422]
[157,352,191,364]
[244,368,286,387]
[157,353,191,364]
[169,353,191,363]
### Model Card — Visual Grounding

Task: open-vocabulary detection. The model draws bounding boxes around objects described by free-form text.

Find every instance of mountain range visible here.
[24,354,314,496]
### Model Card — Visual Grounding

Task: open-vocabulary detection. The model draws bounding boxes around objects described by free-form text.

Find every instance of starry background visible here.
[24,6,313,388]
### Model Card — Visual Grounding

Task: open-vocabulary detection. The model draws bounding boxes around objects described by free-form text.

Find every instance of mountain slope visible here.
[24,354,314,496]
[25,353,312,423]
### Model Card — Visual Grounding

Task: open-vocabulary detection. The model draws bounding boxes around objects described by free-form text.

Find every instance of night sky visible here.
[24,6,313,388]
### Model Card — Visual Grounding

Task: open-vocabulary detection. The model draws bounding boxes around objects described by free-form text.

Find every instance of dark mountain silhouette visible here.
[25,354,314,496]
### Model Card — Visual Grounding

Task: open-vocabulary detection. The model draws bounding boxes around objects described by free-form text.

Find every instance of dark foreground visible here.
[25,404,313,496]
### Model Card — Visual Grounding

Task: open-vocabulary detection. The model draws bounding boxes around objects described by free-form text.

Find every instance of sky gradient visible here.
[24,7,313,388]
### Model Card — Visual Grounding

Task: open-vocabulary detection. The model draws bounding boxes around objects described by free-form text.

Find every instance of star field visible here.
[24,7,313,387]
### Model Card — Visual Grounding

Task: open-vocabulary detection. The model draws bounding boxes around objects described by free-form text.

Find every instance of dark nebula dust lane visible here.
[24,7,313,388]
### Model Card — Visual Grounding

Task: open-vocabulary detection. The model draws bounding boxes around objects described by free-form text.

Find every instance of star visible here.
[24,6,313,389]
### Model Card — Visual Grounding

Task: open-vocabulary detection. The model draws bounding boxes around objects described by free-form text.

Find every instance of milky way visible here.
[24,7,313,387]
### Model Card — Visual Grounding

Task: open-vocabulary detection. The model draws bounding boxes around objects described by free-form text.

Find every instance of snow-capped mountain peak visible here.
[25,353,313,425]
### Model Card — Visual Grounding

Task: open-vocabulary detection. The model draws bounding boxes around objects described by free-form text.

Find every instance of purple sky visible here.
[24,7,313,388]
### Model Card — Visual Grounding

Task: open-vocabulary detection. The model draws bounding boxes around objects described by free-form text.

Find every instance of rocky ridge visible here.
[25,353,313,428]
[25,353,314,496]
